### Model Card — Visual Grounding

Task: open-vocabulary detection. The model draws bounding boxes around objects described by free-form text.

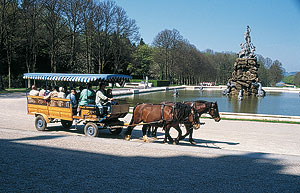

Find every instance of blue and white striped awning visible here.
[23,73,132,83]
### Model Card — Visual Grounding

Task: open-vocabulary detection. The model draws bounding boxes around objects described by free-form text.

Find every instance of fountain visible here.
[223,26,265,97]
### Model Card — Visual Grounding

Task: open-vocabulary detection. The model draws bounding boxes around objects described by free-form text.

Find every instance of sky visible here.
[114,0,300,72]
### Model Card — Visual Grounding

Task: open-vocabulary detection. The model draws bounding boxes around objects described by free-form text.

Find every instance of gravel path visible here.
[0,93,300,192]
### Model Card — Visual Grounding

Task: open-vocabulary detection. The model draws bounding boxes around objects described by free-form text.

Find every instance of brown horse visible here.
[151,100,221,144]
[180,100,220,144]
[124,102,200,144]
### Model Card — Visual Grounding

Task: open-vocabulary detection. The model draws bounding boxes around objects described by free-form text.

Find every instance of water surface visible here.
[120,89,300,116]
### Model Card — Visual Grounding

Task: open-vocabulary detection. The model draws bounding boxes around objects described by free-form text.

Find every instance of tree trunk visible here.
[0,75,4,90]
[6,40,11,88]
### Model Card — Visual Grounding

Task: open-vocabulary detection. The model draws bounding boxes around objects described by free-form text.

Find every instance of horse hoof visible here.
[173,141,179,145]
[189,140,196,145]
[143,135,149,142]
[125,135,131,141]
[163,140,168,144]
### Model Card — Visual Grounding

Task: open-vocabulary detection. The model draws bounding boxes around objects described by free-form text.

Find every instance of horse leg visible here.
[179,127,189,140]
[142,125,150,142]
[174,124,182,145]
[163,125,173,144]
[152,126,158,139]
[125,118,135,141]
[147,126,151,136]
[185,123,196,145]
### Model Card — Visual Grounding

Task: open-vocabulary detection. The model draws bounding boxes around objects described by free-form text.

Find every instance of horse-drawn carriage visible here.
[24,73,131,137]
[24,73,221,144]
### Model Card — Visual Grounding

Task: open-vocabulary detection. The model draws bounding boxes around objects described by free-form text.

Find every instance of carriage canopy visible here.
[23,73,132,83]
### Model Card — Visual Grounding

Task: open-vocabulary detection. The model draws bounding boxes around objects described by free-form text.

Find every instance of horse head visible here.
[208,101,221,122]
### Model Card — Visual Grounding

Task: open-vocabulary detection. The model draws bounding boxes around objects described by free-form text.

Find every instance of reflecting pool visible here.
[120,89,300,116]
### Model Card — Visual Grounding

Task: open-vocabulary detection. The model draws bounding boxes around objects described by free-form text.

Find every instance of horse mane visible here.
[174,102,192,121]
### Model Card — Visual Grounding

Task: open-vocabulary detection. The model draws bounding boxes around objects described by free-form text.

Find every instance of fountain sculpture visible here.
[223,26,265,97]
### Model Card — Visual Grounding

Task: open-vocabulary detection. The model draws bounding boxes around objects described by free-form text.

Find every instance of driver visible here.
[95,83,113,115]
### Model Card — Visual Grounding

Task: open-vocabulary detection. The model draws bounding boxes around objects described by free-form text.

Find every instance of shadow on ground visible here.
[44,125,240,147]
[0,137,299,192]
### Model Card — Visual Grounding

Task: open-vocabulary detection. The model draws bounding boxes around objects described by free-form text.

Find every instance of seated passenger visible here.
[78,84,95,106]
[29,85,39,96]
[96,83,113,115]
[63,85,69,96]
[76,86,84,102]
[39,85,46,96]
[44,85,52,96]
[58,87,66,98]
[66,88,77,114]
[44,86,59,99]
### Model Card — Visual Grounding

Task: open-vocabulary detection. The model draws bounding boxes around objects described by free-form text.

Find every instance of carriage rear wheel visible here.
[61,120,73,129]
[109,127,123,135]
[84,122,99,137]
[35,115,47,131]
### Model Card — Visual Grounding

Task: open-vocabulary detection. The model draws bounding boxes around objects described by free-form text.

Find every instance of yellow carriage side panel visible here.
[48,106,73,121]
[27,104,49,115]
[26,96,73,121]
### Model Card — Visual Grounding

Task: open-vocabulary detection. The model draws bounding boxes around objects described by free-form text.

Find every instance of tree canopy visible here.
[0,1,285,88]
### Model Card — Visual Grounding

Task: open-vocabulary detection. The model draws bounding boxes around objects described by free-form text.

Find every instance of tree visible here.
[293,72,300,87]
[81,0,95,73]
[128,44,153,78]
[153,28,183,80]
[41,0,67,73]
[257,61,270,86]
[2,0,19,88]
[20,0,42,87]
[268,60,284,86]
[63,0,83,68]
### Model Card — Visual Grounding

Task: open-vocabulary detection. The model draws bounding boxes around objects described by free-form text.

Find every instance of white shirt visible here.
[96,90,108,105]
[29,89,39,96]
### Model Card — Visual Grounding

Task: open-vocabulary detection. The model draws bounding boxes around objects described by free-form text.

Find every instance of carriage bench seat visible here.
[81,105,97,110]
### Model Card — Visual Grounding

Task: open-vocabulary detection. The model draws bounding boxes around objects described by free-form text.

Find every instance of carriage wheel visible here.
[61,120,73,129]
[84,122,99,137]
[35,115,47,131]
[109,127,123,135]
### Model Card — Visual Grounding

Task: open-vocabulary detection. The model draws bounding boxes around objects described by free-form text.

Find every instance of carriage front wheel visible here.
[84,122,99,137]
[109,127,123,135]
[35,115,47,131]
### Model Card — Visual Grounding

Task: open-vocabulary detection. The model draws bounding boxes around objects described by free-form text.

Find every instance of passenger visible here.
[58,87,66,98]
[76,85,84,102]
[78,84,95,106]
[63,85,69,96]
[39,85,46,96]
[44,85,52,96]
[96,83,113,115]
[66,88,77,114]
[44,86,59,99]
[29,85,39,96]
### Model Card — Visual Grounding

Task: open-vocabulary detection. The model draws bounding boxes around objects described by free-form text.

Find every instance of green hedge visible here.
[156,80,170,87]
[130,79,158,87]
[130,79,171,87]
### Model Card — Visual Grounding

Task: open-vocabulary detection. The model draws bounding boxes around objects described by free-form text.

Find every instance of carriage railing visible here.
[27,95,71,108]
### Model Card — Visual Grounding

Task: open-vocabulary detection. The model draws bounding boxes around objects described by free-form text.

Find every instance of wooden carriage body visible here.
[24,73,131,137]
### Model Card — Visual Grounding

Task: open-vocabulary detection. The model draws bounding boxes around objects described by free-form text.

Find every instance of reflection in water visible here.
[120,89,300,116]
[229,95,258,114]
